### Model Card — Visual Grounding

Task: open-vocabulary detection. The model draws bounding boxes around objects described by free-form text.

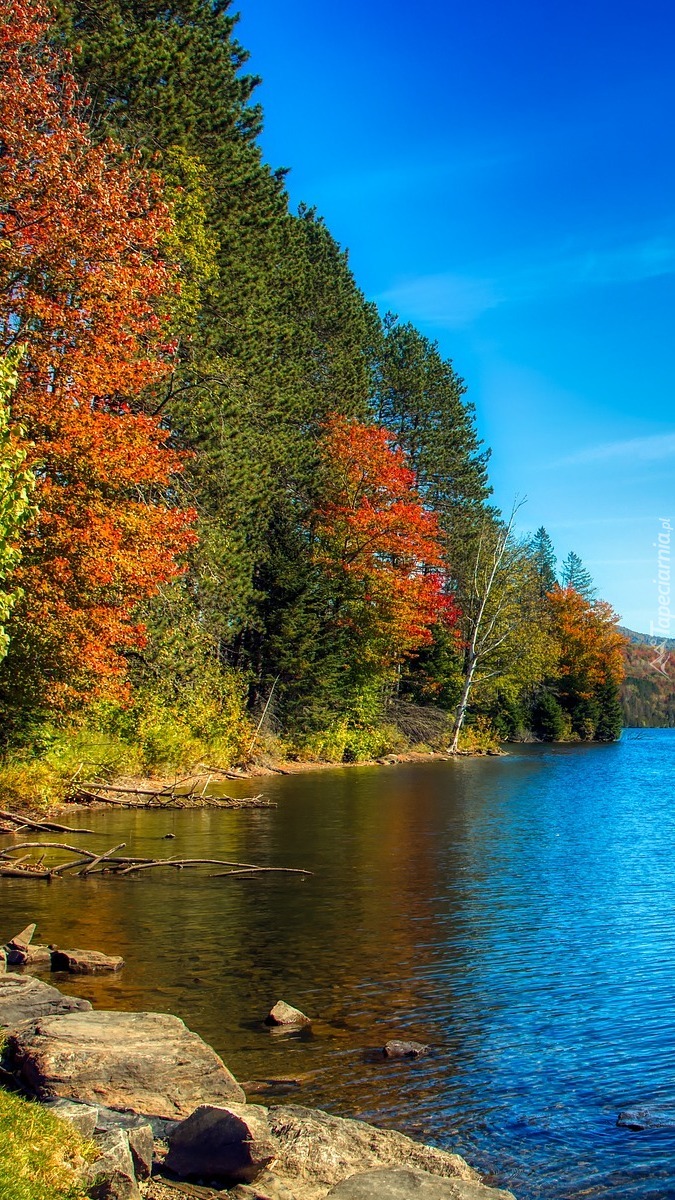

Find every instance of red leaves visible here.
[314,417,458,660]
[0,0,195,703]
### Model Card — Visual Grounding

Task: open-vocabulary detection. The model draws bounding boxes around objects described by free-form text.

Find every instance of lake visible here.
[3,729,675,1199]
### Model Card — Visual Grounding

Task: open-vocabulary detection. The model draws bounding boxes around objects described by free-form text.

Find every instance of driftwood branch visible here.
[72,781,273,810]
[0,808,95,835]
[0,839,312,881]
[79,842,126,876]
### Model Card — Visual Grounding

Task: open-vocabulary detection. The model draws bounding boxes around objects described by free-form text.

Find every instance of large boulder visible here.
[266,1106,479,1200]
[0,974,91,1029]
[325,1167,516,1200]
[51,948,124,974]
[165,1102,278,1183]
[8,1009,245,1117]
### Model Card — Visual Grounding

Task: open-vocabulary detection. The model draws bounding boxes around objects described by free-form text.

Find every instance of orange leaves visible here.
[0,0,195,706]
[547,586,628,691]
[314,416,458,660]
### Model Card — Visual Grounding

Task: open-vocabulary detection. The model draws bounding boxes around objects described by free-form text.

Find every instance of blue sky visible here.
[237,0,675,634]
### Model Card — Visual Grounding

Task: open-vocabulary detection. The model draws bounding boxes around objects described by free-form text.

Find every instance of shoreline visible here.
[51,747,504,815]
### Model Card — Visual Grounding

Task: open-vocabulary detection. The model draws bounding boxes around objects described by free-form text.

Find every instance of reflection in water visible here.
[3,731,675,1198]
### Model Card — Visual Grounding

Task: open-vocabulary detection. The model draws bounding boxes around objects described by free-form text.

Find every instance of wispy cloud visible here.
[378,273,499,326]
[377,235,675,328]
[562,432,675,465]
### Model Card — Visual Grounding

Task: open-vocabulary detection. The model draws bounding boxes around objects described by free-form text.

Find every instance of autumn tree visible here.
[0,350,35,662]
[257,417,458,745]
[0,0,194,732]
[546,588,627,740]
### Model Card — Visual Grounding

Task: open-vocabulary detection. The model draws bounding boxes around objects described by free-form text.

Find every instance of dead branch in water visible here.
[0,808,95,835]
[71,780,274,809]
[0,839,311,881]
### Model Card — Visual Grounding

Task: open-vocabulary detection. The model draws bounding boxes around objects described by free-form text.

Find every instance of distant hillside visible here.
[619,626,675,651]
[620,629,675,727]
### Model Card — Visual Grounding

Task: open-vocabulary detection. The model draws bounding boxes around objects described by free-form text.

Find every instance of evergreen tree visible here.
[57,0,380,708]
[561,550,596,599]
[528,527,557,597]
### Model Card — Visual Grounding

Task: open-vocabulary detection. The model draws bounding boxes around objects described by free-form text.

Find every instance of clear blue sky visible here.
[237,0,675,634]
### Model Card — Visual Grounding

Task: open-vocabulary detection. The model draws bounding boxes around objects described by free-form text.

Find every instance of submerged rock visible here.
[617,1108,675,1131]
[266,1001,312,1028]
[8,1008,245,1117]
[0,974,91,1030]
[325,1167,516,1199]
[383,1040,430,1059]
[51,948,124,974]
[165,1102,277,1183]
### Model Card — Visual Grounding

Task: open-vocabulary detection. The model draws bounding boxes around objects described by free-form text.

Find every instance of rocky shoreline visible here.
[0,934,516,1200]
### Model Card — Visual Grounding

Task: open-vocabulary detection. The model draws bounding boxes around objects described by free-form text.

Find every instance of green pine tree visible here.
[561,550,596,600]
[528,527,558,597]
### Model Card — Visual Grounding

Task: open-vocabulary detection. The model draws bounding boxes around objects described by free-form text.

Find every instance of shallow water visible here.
[3,730,675,1198]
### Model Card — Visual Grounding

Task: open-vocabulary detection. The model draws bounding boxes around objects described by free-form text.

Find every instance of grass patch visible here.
[0,1088,95,1200]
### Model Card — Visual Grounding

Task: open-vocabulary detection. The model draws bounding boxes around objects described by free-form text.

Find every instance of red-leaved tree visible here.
[313,416,458,666]
[0,0,196,719]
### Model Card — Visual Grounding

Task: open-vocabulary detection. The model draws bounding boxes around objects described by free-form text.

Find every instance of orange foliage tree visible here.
[0,0,195,720]
[546,586,628,739]
[548,588,627,690]
[313,416,458,667]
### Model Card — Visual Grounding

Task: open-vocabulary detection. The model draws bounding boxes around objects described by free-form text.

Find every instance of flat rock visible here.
[165,1102,277,1183]
[0,973,91,1029]
[8,1009,245,1117]
[51,948,124,974]
[86,1128,141,1200]
[617,1108,675,1131]
[383,1041,430,1059]
[326,1167,516,1200]
[0,948,6,973]
[43,1097,99,1138]
[266,1106,479,1200]
[266,1001,311,1028]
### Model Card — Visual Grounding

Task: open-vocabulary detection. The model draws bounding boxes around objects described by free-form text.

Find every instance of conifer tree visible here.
[561,550,596,599]
[529,527,558,597]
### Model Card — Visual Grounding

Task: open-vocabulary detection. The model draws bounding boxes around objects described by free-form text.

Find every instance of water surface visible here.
[3,730,675,1199]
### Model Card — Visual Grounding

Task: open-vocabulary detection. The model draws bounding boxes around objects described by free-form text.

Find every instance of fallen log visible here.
[0,808,95,835]
[0,866,52,878]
